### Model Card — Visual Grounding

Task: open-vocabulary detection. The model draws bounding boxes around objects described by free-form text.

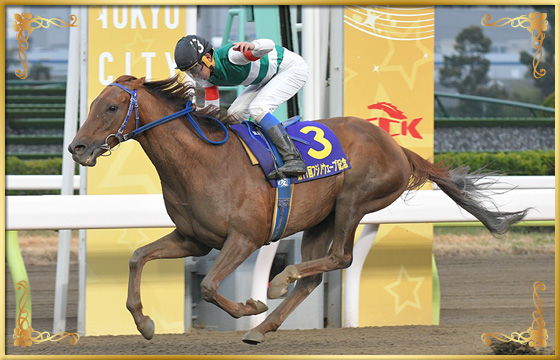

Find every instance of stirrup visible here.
[267,168,286,180]
[267,161,306,179]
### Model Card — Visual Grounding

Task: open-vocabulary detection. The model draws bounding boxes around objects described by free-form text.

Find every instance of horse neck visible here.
[133,100,224,183]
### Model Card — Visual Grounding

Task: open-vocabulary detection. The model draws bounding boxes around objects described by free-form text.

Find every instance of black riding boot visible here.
[265,124,307,179]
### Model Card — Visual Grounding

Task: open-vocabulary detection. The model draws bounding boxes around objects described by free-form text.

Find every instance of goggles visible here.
[182,62,204,76]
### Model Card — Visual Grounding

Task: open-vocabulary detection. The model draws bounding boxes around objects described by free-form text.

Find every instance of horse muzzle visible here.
[68,141,106,167]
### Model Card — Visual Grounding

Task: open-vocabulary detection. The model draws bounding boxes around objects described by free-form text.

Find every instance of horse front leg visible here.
[127,229,210,340]
[200,232,268,318]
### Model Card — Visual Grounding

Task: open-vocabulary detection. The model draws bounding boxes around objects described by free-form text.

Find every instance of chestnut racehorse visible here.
[69,75,528,344]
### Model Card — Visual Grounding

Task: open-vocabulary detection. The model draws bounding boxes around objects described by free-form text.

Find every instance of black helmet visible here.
[174,35,214,71]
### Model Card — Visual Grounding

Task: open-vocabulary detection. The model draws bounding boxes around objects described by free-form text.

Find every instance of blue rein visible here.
[107,82,228,145]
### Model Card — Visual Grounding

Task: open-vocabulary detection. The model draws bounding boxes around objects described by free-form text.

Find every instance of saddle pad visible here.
[230,119,351,187]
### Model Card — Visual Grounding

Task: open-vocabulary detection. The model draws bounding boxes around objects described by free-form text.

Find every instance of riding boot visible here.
[259,113,307,179]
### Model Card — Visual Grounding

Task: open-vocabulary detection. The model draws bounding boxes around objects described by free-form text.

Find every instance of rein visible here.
[101,82,228,155]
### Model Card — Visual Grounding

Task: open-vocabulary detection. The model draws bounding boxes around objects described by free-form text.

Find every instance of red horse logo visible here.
[366,102,423,139]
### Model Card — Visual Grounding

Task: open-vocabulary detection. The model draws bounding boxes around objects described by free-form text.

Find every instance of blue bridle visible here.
[100,82,228,154]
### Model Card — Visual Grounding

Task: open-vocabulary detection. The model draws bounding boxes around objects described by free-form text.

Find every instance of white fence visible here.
[6,175,81,191]
[7,176,553,230]
[5,175,555,332]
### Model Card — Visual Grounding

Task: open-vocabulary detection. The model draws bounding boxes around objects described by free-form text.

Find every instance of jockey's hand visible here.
[232,41,255,54]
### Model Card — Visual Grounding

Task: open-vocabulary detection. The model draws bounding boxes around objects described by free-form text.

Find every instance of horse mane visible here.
[142,75,193,110]
[141,75,237,125]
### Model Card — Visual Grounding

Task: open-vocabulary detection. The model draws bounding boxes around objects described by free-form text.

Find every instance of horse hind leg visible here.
[127,229,210,340]
[267,207,359,299]
[268,188,404,298]
[243,214,334,344]
[199,231,269,318]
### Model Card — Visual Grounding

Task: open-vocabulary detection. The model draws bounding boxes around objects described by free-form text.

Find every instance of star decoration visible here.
[384,265,425,315]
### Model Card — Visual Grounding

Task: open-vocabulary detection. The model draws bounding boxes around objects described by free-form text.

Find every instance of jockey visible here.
[174,34,309,180]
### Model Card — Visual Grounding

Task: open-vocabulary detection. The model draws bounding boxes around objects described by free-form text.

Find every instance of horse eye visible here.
[107,104,118,112]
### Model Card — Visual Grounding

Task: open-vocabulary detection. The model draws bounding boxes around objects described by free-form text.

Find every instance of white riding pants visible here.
[227,49,309,123]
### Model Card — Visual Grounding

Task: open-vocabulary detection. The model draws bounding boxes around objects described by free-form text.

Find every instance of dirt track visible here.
[5,254,556,356]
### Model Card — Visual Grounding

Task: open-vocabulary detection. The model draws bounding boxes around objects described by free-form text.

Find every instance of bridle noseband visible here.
[99,82,228,156]
[98,83,139,156]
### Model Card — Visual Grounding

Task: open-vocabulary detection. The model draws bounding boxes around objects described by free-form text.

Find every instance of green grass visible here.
[433,226,556,256]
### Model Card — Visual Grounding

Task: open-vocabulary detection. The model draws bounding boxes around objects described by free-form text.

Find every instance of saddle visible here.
[230,117,351,187]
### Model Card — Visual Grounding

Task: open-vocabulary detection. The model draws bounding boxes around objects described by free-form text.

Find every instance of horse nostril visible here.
[69,143,86,155]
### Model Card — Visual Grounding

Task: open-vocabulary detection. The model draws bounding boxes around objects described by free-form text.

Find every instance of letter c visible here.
[99,52,114,85]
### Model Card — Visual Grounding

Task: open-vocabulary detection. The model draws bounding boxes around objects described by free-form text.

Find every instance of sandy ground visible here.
[4,253,555,356]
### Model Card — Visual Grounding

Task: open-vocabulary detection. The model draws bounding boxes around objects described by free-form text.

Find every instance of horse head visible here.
[69,75,146,166]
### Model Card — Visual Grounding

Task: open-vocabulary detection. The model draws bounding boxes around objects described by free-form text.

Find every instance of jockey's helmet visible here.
[174,35,215,74]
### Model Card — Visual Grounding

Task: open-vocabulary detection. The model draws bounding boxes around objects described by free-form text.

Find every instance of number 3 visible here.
[299,126,332,160]
[191,39,204,53]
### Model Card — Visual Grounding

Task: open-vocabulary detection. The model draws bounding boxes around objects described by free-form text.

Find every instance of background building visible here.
[434,6,536,92]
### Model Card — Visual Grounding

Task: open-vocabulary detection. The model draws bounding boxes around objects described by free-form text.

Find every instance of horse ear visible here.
[138,77,146,85]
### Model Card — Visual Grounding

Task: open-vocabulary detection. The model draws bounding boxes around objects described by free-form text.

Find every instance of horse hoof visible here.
[268,265,299,298]
[247,299,268,314]
[139,318,155,340]
[267,283,287,299]
[242,329,265,344]
[268,276,290,298]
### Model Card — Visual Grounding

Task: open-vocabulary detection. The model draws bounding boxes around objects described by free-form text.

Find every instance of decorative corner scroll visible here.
[13,280,80,347]
[481,281,547,350]
[12,12,79,79]
[481,12,548,79]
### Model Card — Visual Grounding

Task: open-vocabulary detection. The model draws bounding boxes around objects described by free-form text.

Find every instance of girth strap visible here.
[268,178,293,243]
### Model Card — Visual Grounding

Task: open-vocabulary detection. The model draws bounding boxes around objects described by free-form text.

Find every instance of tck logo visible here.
[366,102,423,139]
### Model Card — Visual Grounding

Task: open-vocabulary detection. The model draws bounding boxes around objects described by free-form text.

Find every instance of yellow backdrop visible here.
[343,5,435,326]
[86,5,186,336]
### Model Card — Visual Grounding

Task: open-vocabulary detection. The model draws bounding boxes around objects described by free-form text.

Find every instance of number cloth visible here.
[230,119,351,187]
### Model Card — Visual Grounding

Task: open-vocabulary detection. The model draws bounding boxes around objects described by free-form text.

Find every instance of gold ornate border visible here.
[481,12,548,79]
[12,12,79,79]
[13,280,80,347]
[481,281,548,350]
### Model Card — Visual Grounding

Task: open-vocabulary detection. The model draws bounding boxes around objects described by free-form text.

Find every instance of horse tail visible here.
[401,147,528,235]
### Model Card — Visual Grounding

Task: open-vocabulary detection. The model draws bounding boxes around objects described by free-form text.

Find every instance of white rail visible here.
[6,194,173,230]
[6,177,554,230]
[6,175,81,191]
